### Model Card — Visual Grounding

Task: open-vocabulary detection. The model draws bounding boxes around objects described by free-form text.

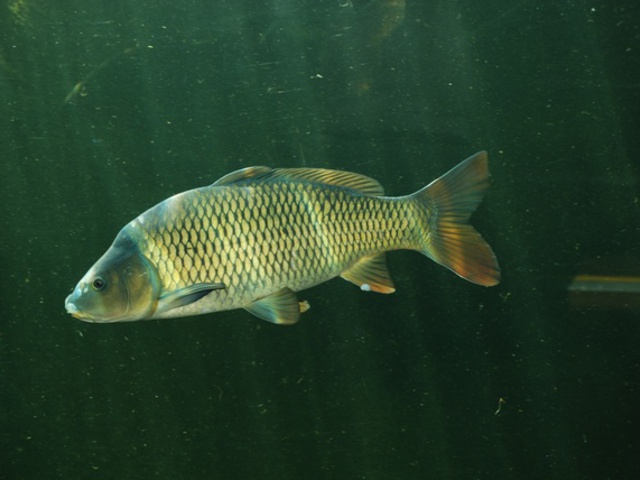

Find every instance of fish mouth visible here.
[65,294,89,321]
[65,295,78,314]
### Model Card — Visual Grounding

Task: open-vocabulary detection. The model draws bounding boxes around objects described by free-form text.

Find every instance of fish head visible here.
[65,231,161,323]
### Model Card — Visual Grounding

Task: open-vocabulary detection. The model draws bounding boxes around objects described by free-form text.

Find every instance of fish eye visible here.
[92,277,106,291]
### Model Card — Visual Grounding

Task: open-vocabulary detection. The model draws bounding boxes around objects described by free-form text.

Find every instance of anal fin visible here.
[340,253,396,294]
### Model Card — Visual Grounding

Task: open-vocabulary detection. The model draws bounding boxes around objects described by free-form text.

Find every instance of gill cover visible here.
[65,231,161,322]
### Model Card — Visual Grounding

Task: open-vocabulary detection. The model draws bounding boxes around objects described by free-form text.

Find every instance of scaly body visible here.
[137,181,415,319]
[65,152,500,324]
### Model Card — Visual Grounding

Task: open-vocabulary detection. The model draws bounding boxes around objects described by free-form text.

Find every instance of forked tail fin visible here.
[414,151,500,286]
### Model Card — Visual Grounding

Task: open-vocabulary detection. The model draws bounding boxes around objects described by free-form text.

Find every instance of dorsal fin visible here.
[212,166,273,186]
[212,166,384,196]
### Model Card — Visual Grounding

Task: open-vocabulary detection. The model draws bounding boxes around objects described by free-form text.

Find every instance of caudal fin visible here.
[415,151,500,286]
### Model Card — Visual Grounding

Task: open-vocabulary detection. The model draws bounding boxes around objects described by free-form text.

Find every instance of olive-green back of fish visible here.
[65,152,500,324]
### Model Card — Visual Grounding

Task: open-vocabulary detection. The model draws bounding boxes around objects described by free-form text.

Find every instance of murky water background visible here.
[2,1,639,478]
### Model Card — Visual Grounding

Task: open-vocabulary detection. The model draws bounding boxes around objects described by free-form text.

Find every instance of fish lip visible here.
[65,294,87,320]
[65,294,77,311]
[67,308,96,323]
[65,295,101,322]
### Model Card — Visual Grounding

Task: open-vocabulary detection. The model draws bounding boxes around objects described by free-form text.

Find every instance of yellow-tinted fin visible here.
[340,253,396,294]
[417,151,500,286]
[244,288,301,325]
[156,282,226,315]
[212,166,272,186]
[213,166,384,196]
[299,300,311,313]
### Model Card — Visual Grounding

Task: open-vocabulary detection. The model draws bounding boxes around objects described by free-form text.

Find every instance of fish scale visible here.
[139,182,406,307]
[65,152,500,324]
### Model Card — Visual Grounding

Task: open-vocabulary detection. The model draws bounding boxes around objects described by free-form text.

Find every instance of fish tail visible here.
[412,151,500,286]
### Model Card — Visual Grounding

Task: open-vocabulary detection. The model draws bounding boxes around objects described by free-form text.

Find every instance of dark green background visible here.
[2,1,639,478]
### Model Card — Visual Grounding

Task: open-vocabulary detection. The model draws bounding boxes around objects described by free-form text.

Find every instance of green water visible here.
[2,1,639,478]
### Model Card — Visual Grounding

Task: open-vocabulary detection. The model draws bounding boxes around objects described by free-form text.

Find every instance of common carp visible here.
[65,151,500,324]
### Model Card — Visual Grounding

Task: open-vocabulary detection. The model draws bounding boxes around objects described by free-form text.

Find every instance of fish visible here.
[65,151,500,324]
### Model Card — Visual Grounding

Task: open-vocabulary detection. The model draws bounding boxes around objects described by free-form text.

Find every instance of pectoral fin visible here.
[340,253,396,293]
[156,282,225,315]
[244,288,302,325]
